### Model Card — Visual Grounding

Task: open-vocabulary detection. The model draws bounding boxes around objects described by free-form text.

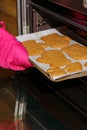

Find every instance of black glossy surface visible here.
[1,68,87,129]
[0,76,66,130]
[30,0,87,31]
[12,68,87,130]
[48,0,87,15]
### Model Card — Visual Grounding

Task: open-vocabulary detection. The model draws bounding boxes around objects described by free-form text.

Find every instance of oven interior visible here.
[29,0,87,41]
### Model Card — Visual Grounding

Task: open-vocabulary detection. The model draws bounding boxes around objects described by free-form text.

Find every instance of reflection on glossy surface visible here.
[0,120,34,130]
[83,0,87,8]
[0,75,46,130]
[0,68,87,129]
[0,77,43,130]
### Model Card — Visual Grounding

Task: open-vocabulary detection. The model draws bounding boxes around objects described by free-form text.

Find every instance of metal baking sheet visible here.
[16,28,87,82]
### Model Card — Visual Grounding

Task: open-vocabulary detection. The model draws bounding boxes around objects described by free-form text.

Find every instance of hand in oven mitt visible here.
[0,21,32,71]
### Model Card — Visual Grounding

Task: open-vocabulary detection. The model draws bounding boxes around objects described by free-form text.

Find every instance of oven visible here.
[15,0,87,129]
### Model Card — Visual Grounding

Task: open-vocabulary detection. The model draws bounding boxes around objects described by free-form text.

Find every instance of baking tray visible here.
[16,28,87,82]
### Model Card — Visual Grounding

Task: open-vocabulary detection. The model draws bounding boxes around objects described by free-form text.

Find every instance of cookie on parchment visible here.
[41,33,71,48]
[64,62,82,73]
[22,40,45,56]
[46,67,66,77]
[36,50,71,67]
[84,62,87,67]
[62,44,87,60]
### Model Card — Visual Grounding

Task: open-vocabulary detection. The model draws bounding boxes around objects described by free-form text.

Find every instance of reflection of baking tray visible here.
[17,28,87,82]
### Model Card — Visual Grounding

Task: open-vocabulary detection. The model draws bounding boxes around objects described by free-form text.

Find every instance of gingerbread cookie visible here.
[22,40,45,56]
[62,44,87,60]
[41,33,70,48]
[46,67,66,77]
[36,50,71,67]
[64,62,82,73]
[84,62,87,67]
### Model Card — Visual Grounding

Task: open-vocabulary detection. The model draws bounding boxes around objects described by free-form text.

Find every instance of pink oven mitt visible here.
[0,21,32,71]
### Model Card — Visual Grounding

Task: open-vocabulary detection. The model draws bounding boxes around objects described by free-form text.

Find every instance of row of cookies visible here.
[22,33,87,79]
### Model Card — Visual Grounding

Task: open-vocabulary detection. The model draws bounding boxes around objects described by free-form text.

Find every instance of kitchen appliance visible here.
[11,0,87,129]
